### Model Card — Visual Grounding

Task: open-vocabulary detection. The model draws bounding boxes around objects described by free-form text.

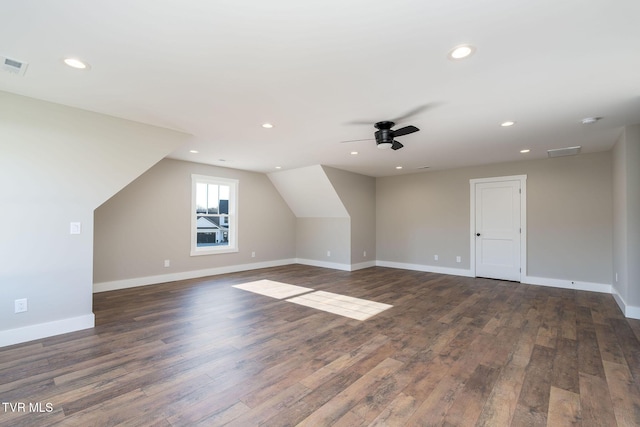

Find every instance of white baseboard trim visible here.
[0,314,95,348]
[612,291,625,315]
[626,306,640,320]
[294,259,375,271]
[93,259,297,293]
[295,258,352,271]
[611,288,640,320]
[522,276,611,294]
[351,260,377,271]
[375,260,474,278]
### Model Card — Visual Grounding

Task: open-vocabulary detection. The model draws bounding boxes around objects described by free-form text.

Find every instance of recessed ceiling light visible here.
[189,150,199,154]
[520,149,530,153]
[395,166,403,170]
[581,117,602,125]
[501,121,516,127]
[275,166,282,169]
[63,57,89,69]
[350,151,358,155]
[262,123,274,129]
[448,44,475,60]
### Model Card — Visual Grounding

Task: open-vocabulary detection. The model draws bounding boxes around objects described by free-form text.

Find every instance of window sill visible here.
[190,247,239,257]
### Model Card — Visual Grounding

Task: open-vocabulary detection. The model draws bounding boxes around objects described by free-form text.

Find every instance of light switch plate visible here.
[70,222,82,235]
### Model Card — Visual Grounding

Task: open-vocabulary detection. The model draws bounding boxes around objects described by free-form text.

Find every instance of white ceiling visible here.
[2,0,639,177]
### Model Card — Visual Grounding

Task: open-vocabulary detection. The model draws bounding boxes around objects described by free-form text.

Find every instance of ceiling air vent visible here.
[1,55,28,76]
[547,146,581,158]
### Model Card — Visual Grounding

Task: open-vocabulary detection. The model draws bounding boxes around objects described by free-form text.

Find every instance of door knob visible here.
[476,233,481,236]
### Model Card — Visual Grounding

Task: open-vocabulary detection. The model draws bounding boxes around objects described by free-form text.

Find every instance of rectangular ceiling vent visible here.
[547,146,581,158]
[1,55,28,76]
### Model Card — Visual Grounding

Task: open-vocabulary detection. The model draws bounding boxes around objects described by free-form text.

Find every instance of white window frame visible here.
[191,174,238,256]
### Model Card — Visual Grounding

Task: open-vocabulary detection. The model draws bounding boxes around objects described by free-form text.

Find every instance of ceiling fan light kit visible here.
[375,121,394,149]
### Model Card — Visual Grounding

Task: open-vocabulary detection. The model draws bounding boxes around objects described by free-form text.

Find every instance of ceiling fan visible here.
[372,121,419,150]
[341,104,434,151]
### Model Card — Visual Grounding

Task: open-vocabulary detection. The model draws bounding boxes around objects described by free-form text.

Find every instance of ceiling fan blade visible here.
[344,120,375,125]
[393,125,419,137]
[390,103,436,122]
[391,140,404,150]
[339,138,374,143]
[345,103,440,126]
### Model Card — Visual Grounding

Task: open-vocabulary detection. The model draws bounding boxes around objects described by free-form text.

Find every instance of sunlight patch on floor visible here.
[233,280,392,320]
[232,279,313,299]
[287,290,392,321]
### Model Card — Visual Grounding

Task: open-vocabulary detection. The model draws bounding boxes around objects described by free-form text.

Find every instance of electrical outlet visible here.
[15,298,28,313]
[363,250,367,257]
[456,256,461,263]
[251,251,256,258]
[434,255,439,261]
[164,259,170,268]
[327,250,331,257]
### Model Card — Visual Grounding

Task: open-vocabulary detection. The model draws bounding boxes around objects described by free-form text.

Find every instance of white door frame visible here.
[469,175,527,281]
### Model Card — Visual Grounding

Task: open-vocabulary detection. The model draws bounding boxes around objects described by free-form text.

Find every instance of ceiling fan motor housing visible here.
[375,129,393,143]
[374,121,395,147]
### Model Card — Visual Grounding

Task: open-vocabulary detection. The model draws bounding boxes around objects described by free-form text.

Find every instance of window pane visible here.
[196,183,207,213]
[197,231,229,247]
[220,185,230,201]
[207,184,219,214]
[219,185,230,214]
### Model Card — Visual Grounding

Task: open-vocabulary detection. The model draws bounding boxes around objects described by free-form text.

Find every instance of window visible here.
[191,175,238,255]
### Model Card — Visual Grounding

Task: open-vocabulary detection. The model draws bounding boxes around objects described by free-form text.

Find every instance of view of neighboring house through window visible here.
[191,175,238,255]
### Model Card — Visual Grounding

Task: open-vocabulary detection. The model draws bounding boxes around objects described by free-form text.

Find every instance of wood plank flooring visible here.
[1,265,640,426]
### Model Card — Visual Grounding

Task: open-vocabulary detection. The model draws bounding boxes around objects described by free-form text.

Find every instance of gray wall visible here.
[323,166,376,265]
[0,91,187,345]
[295,218,351,264]
[268,165,375,269]
[94,162,375,281]
[94,158,296,284]
[377,151,613,284]
[612,124,640,310]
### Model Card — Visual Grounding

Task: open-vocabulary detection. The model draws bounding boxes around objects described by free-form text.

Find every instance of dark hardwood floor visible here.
[1,265,640,426]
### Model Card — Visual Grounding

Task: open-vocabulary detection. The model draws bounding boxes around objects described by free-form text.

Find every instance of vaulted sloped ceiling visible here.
[268,165,349,218]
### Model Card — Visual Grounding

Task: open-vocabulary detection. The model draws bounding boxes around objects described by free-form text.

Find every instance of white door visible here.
[474,180,521,281]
